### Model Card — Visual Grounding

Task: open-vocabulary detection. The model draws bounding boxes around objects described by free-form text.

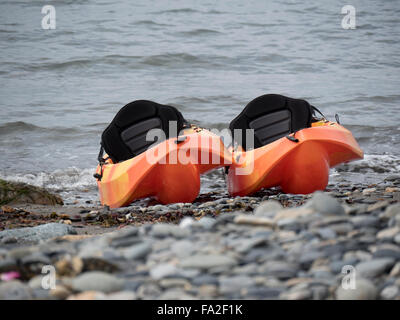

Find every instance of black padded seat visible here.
[229,94,313,151]
[101,100,186,163]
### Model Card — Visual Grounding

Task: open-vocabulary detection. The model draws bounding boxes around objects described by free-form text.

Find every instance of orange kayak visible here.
[96,126,232,208]
[227,120,364,196]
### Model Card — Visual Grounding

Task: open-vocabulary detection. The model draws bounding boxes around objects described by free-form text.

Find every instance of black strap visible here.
[97,144,105,164]
[94,143,106,181]
[311,105,327,119]
[335,113,341,124]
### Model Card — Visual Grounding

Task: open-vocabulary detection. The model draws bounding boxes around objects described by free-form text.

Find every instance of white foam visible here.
[0,167,97,192]
[336,154,400,174]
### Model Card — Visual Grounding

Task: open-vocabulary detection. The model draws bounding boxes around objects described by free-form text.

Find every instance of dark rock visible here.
[0,258,18,273]
[124,279,146,292]
[372,249,400,260]
[351,216,380,228]
[299,251,326,270]
[311,285,329,300]
[0,179,63,205]
[330,259,359,274]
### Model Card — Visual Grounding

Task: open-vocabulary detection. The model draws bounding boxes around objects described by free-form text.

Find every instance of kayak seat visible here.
[229,94,313,150]
[101,100,186,163]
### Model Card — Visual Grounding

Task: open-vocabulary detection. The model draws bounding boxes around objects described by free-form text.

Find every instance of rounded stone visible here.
[380,285,399,300]
[336,278,377,300]
[254,200,283,218]
[70,271,124,293]
[308,192,345,216]
[355,258,395,278]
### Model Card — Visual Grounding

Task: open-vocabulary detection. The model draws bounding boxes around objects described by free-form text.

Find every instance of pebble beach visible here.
[1,174,399,300]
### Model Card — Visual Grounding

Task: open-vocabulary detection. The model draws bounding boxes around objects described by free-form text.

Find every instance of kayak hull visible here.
[96,128,232,208]
[227,122,363,196]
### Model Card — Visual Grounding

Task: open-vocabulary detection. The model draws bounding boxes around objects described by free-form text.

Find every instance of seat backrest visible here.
[229,94,313,150]
[101,100,186,163]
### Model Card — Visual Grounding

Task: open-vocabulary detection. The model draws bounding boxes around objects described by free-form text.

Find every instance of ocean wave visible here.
[139,53,220,68]
[0,121,81,136]
[0,167,97,192]
[342,95,400,104]
[0,121,40,134]
[335,154,400,174]
[2,52,228,73]
[152,8,200,14]
[133,20,173,27]
[178,29,222,36]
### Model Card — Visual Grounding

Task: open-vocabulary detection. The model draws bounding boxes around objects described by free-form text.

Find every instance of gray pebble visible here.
[192,275,219,286]
[380,285,399,300]
[0,223,76,244]
[254,200,283,218]
[70,271,124,293]
[244,286,283,299]
[150,263,178,280]
[197,217,216,230]
[308,191,345,216]
[151,224,189,238]
[219,276,255,294]
[260,261,298,279]
[336,278,377,300]
[123,242,152,260]
[179,254,237,270]
[0,281,33,300]
[356,258,395,278]
[351,215,380,228]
